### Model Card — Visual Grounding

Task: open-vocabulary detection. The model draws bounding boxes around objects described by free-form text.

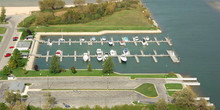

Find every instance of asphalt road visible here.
[0,14,28,70]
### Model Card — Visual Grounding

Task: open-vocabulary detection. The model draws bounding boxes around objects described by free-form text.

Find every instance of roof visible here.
[21,52,29,56]
[17,41,31,48]
[25,35,33,38]
[9,82,25,92]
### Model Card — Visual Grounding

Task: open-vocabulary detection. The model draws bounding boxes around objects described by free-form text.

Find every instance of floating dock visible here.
[30,50,180,63]
[34,37,173,46]
[167,50,180,63]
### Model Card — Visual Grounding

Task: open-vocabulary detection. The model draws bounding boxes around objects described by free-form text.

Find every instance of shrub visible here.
[168,72,176,77]
[70,66,77,74]
[34,65,39,71]
[61,68,66,72]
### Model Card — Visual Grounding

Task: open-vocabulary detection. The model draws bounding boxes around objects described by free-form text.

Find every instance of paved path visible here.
[0,14,28,70]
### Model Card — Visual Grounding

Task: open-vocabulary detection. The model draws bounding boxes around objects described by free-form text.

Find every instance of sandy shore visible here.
[0,5,74,16]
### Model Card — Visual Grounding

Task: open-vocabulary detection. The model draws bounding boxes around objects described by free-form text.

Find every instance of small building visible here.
[21,52,29,58]
[16,41,31,51]
[9,82,25,93]
[24,35,34,41]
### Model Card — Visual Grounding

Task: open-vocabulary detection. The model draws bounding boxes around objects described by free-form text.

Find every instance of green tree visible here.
[105,2,116,15]
[196,98,215,110]
[39,0,65,11]
[168,72,176,77]
[156,98,168,110]
[88,63,92,71]
[43,92,56,109]
[102,57,114,74]
[49,55,61,73]
[4,90,21,105]
[173,87,197,108]
[12,49,22,61]
[10,101,27,110]
[8,57,17,69]
[36,12,55,25]
[2,65,11,76]
[70,66,77,74]
[0,103,8,110]
[0,6,6,22]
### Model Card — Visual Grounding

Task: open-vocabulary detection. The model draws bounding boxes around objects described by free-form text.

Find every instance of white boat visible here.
[59,38,65,42]
[110,50,116,56]
[83,53,89,62]
[120,54,127,62]
[145,36,150,41]
[134,36,139,41]
[142,39,149,46]
[56,50,62,57]
[92,37,96,41]
[96,49,102,54]
[103,52,109,60]
[120,40,125,46]
[102,36,106,41]
[81,37,85,41]
[97,53,103,61]
[108,40,113,46]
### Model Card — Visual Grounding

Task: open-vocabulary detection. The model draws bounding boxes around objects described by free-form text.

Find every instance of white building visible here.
[16,41,31,51]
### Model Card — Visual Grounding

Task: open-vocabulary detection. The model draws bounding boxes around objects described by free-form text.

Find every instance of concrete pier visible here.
[152,56,158,63]
[167,50,180,63]
[74,51,77,61]
[111,37,115,46]
[140,50,144,55]
[69,39,71,45]
[154,37,160,46]
[46,51,50,62]
[134,55,139,63]
[165,37,172,46]
[118,56,121,63]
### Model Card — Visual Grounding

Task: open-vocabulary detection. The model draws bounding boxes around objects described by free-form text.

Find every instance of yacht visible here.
[102,36,106,41]
[92,37,96,41]
[97,53,103,61]
[58,38,65,42]
[142,38,149,46]
[103,52,109,61]
[124,37,129,42]
[123,48,129,55]
[120,54,127,62]
[81,37,85,41]
[83,53,89,62]
[108,40,113,46]
[120,40,125,46]
[56,50,62,57]
[134,36,139,41]
[110,50,116,56]
[96,49,102,54]
[145,36,150,41]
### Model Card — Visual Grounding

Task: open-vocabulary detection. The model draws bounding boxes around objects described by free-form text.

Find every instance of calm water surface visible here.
[2,0,220,108]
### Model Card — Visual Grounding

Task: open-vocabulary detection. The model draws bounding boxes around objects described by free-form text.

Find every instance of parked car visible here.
[13,37,19,41]
[4,53,11,57]
[9,46,14,49]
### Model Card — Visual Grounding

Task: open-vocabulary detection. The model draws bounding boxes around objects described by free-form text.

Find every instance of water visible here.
[3,0,220,108]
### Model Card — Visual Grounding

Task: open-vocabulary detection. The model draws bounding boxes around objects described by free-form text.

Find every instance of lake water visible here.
[2,0,220,108]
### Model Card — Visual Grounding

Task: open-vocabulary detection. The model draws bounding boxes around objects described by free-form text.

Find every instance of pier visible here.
[30,50,180,63]
[167,50,180,63]
[34,37,173,46]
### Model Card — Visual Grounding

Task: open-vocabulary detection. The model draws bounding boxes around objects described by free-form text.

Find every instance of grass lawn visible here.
[0,36,2,42]
[168,91,178,97]
[31,9,157,32]
[165,83,183,90]
[135,83,158,97]
[0,27,6,34]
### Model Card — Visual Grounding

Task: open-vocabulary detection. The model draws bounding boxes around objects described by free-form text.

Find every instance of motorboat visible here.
[108,40,113,46]
[92,37,96,41]
[142,38,149,46]
[120,40,125,46]
[102,36,106,41]
[124,37,129,42]
[97,53,103,61]
[110,50,116,56]
[81,37,85,41]
[58,38,65,42]
[134,36,139,41]
[56,50,62,57]
[96,49,102,54]
[144,36,150,41]
[120,54,127,62]
[123,48,129,55]
[103,52,109,60]
[83,53,89,62]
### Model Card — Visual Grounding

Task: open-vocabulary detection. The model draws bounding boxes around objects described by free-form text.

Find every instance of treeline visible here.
[20,0,142,27]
